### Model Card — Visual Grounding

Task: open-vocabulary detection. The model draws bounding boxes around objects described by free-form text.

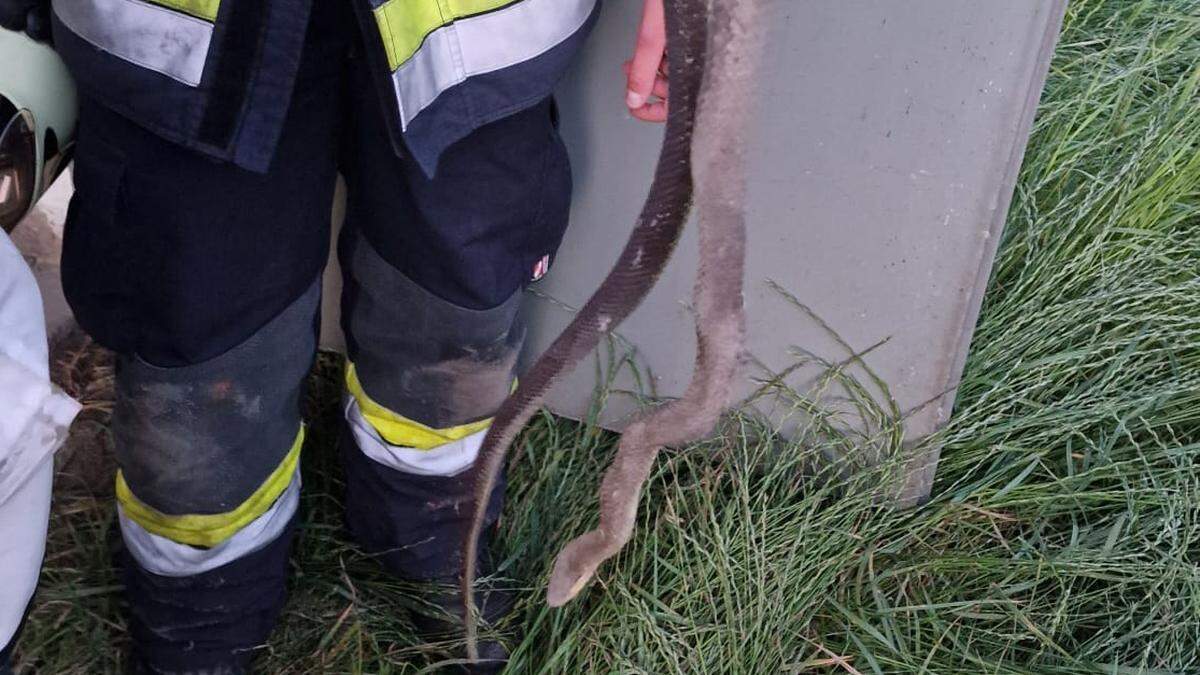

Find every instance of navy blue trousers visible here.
[59,2,572,672]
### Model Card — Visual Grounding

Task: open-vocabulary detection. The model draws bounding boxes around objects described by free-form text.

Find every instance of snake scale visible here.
[464,0,764,661]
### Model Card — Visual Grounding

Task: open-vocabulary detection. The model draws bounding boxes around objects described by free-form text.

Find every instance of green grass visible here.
[15,0,1200,672]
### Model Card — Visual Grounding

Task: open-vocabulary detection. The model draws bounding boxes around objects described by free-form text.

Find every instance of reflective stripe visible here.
[373,0,511,72]
[345,362,492,449]
[149,0,220,21]
[52,0,214,87]
[119,466,299,577]
[115,427,304,547]
[389,0,595,128]
[346,396,486,477]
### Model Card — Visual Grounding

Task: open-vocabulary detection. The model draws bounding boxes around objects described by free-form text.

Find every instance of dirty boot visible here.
[412,567,516,674]
[339,425,516,672]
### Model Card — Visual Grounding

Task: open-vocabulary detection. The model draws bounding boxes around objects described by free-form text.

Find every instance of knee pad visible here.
[114,281,318,575]
[338,234,519,578]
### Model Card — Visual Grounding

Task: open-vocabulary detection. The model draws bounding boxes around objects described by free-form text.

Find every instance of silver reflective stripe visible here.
[52,0,213,87]
[391,0,595,128]
[345,397,485,477]
[118,468,300,577]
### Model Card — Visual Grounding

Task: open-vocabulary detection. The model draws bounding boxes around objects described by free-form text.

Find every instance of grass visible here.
[14,0,1200,672]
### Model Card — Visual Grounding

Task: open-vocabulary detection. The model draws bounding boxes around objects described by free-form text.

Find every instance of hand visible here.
[0,0,52,43]
[624,0,668,123]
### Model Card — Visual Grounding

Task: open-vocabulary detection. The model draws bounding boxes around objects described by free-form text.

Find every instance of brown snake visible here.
[463,0,764,660]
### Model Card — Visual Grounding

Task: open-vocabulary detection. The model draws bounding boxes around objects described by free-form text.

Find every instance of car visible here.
[1,27,75,232]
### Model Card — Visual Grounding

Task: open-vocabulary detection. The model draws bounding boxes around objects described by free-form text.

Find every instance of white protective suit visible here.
[0,229,79,654]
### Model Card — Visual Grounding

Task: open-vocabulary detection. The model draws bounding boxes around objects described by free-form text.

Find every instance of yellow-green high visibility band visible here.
[345,362,493,449]
[115,426,303,548]
[147,0,221,22]
[373,0,513,71]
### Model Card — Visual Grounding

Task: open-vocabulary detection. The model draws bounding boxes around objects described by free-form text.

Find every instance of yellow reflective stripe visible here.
[374,0,513,71]
[146,0,221,22]
[115,427,303,548]
[345,362,493,449]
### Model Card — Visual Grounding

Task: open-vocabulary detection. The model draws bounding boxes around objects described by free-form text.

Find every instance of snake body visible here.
[464,0,762,660]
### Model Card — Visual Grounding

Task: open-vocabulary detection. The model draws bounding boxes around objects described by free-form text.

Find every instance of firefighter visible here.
[1,0,671,672]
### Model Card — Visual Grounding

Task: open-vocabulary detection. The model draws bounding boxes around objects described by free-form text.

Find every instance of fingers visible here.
[622,60,668,122]
[630,100,668,123]
[623,61,668,100]
[626,0,667,113]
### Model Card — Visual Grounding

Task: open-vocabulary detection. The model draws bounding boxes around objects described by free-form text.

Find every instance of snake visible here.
[463,0,764,661]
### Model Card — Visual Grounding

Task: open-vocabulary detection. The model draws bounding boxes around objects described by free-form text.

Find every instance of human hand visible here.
[624,0,668,123]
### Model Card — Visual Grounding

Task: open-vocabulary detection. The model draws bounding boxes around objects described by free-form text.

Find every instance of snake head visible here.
[545,532,605,607]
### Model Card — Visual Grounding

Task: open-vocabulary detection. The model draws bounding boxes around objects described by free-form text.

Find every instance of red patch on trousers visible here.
[531,255,550,281]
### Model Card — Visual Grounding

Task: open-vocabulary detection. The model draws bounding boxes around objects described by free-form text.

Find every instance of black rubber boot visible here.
[338,426,517,672]
[0,643,15,675]
[112,513,297,675]
[411,569,516,674]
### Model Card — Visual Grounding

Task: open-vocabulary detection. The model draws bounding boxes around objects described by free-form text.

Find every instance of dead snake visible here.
[464,0,764,660]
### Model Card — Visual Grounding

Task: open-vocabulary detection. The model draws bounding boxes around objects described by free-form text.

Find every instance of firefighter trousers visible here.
[60,2,572,670]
